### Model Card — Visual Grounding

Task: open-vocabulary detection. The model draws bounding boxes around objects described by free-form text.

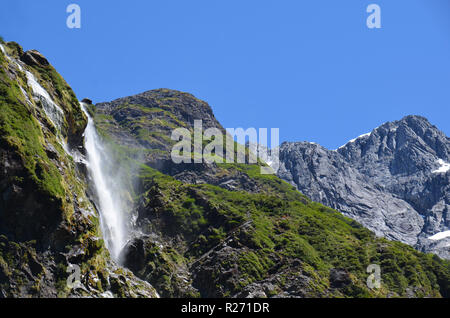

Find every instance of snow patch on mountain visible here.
[337,132,371,150]
[428,231,450,241]
[432,159,450,174]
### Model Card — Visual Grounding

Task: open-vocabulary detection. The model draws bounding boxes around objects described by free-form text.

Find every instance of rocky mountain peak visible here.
[278,115,450,259]
[337,115,449,176]
[2,37,450,298]
[96,88,223,131]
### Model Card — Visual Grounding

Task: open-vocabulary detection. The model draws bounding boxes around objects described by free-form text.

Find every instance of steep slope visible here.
[92,93,450,298]
[95,89,224,154]
[1,38,449,298]
[277,116,450,259]
[0,41,157,297]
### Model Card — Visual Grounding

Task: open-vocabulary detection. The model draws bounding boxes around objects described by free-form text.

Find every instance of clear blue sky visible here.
[1,0,449,149]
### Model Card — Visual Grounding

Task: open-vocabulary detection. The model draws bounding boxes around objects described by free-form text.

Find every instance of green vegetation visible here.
[0,41,161,298]
[4,42,23,57]
[1,39,449,298]
[0,41,117,297]
[27,62,86,139]
[90,94,450,298]
[0,235,43,297]
[0,50,65,200]
[133,161,450,297]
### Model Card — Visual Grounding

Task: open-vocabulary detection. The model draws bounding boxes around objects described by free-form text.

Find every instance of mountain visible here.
[277,116,450,259]
[92,93,450,297]
[0,39,450,298]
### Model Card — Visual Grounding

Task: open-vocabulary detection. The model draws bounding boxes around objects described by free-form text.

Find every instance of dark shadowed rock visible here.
[329,268,352,288]
[20,50,50,67]
[121,238,146,272]
[82,98,93,105]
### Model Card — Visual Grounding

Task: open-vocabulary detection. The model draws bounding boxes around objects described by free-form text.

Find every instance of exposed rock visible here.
[0,41,158,298]
[94,89,224,158]
[20,50,50,67]
[277,115,450,259]
[329,268,352,288]
[121,238,146,273]
[81,98,93,105]
[2,39,450,299]
[93,91,450,298]
[96,88,223,134]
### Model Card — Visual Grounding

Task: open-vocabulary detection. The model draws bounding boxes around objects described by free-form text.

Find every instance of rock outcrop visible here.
[0,41,158,298]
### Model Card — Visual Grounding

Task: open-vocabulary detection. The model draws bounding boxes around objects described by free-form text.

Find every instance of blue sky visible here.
[1,1,449,149]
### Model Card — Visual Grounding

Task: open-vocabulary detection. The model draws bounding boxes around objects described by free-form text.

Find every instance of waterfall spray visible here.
[81,103,128,262]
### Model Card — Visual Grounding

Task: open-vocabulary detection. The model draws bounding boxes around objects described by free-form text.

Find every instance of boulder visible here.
[20,50,50,67]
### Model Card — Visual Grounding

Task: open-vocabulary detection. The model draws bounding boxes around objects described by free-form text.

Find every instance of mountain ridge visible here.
[91,92,450,297]
[277,115,450,259]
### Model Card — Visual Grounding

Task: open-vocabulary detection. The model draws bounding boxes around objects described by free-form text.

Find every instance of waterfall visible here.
[1,45,61,130]
[0,44,127,262]
[1,44,128,262]
[81,103,128,262]
[25,70,71,155]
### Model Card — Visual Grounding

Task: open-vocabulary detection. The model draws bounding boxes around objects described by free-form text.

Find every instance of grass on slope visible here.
[137,163,450,298]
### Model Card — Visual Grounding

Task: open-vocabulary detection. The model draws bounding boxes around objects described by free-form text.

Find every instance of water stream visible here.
[81,103,128,262]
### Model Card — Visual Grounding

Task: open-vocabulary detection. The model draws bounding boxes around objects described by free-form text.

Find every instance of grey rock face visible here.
[277,115,450,259]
